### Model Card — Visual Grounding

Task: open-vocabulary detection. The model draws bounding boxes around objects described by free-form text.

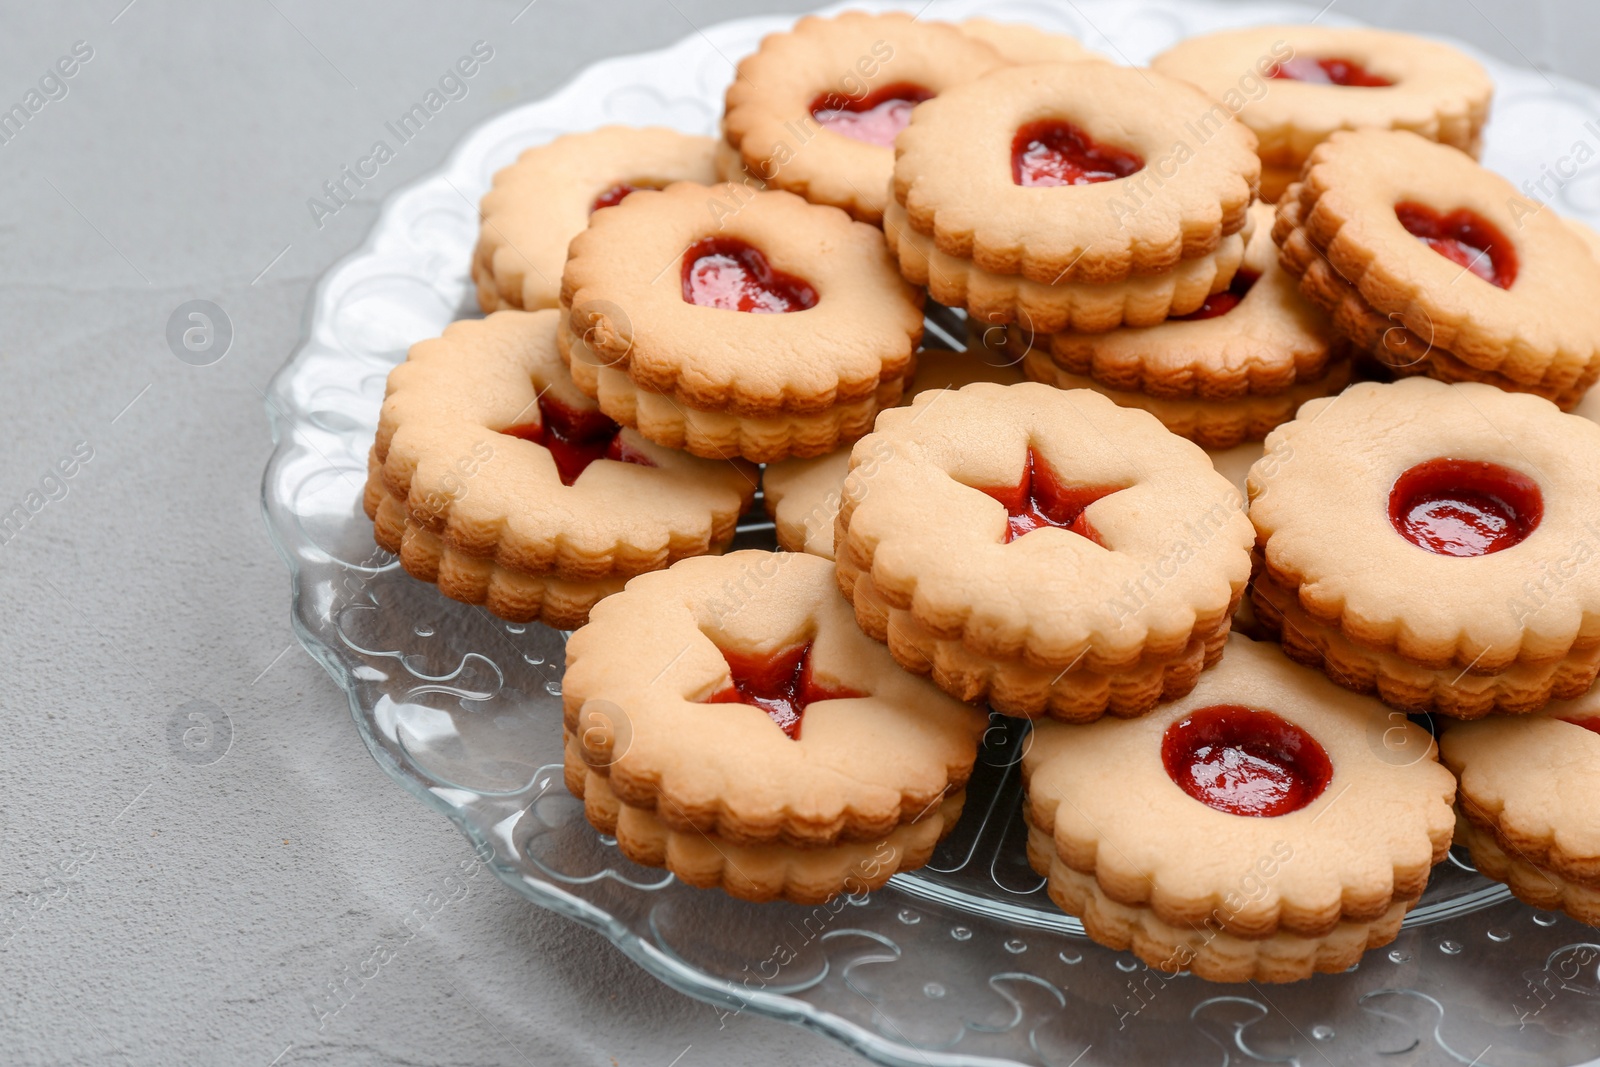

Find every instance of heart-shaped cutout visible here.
[1270,56,1393,87]
[810,82,934,147]
[1012,120,1143,187]
[1395,202,1518,288]
[682,237,818,313]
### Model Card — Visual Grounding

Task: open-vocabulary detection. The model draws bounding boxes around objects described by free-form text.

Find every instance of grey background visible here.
[1,1,1595,1064]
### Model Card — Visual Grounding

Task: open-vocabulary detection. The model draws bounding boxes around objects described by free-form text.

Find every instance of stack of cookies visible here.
[357,7,1600,981]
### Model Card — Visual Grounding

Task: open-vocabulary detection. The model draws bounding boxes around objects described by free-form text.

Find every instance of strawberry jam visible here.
[682,237,818,313]
[810,83,934,147]
[501,395,654,486]
[1011,120,1143,187]
[1270,56,1393,87]
[1388,458,1542,557]
[1162,705,1333,817]
[591,182,653,212]
[1174,269,1261,321]
[981,450,1122,544]
[1395,202,1518,288]
[704,642,863,740]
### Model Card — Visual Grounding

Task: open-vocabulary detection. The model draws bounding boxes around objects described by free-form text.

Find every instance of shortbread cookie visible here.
[1151,26,1491,182]
[885,198,1248,333]
[836,383,1254,719]
[1249,378,1600,672]
[893,62,1258,284]
[1023,635,1455,981]
[1023,349,1350,449]
[1036,203,1346,398]
[1258,162,1303,206]
[363,310,755,627]
[1275,130,1600,398]
[713,135,765,188]
[1275,187,1599,409]
[1252,573,1600,718]
[562,551,986,900]
[1442,695,1600,911]
[559,183,923,462]
[722,12,1004,224]
[567,732,965,904]
[473,127,717,312]
[1568,217,1600,264]
[958,18,1109,65]
[764,348,1025,559]
[1454,816,1600,926]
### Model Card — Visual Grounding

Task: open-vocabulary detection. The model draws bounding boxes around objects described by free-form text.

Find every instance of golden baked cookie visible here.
[893,62,1259,284]
[473,127,717,312]
[363,310,755,627]
[836,383,1254,719]
[559,183,923,462]
[1252,572,1600,718]
[1024,635,1456,982]
[1023,348,1351,449]
[1152,25,1491,201]
[1034,204,1346,399]
[1443,694,1600,924]
[763,348,1025,560]
[561,550,986,902]
[885,197,1249,333]
[722,12,1004,224]
[1248,378,1600,674]
[957,18,1109,65]
[1274,130,1600,404]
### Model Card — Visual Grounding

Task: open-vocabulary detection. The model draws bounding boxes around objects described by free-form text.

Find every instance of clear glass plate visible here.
[261,2,1600,1062]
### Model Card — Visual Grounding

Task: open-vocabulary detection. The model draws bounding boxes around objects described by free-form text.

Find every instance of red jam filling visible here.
[681,237,818,313]
[1174,269,1261,321]
[591,182,654,212]
[809,82,935,147]
[1269,56,1393,87]
[1162,705,1333,817]
[1395,202,1518,288]
[1560,717,1600,735]
[501,395,654,486]
[704,642,863,740]
[1388,458,1542,557]
[1011,120,1143,187]
[981,449,1122,544]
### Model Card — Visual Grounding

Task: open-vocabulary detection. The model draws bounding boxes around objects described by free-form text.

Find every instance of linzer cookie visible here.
[1248,378,1600,716]
[559,183,923,463]
[1024,636,1456,982]
[763,348,1025,560]
[835,383,1254,720]
[721,12,1004,224]
[1152,26,1492,202]
[562,550,986,903]
[364,310,755,628]
[957,18,1109,66]
[1442,693,1600,925]
[1274,129,1600,408]
[473,127,717,312]
[886,62,1258,331]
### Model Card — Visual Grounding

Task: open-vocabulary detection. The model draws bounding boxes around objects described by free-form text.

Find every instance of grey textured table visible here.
[2,2,1596,1064]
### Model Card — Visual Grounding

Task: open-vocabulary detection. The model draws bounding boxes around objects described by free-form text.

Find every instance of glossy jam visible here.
[1162,705,1333,817]
[591,182,652,212]
[681,237,818,313]
[1388,458,1542,557]
[809,82,934,147]
[705,642,863,740]
[1174,269,1261,321]
[501,396,654,486]
[1270,56,1394,87]
[982,449,1121,544]
[1011,120,1143,187]
[1395,202,1518,288]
